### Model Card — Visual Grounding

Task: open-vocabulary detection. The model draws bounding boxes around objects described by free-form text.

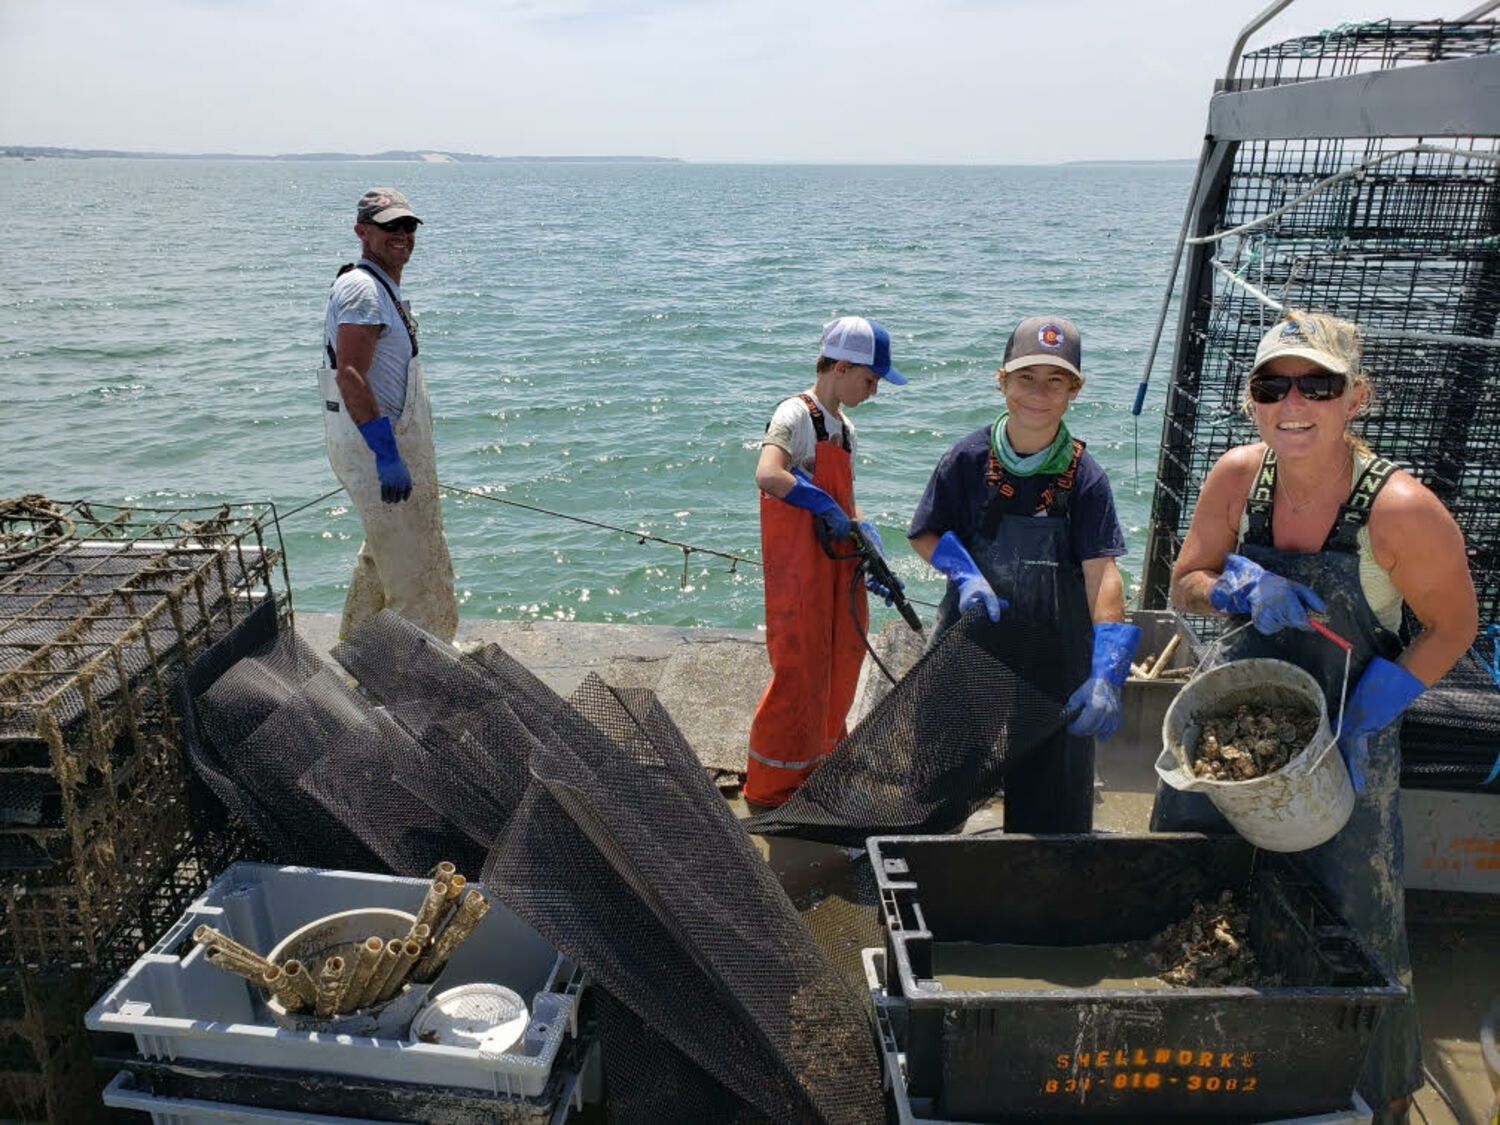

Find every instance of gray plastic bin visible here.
[87,863,582,1098]
[102,1071,401,1124]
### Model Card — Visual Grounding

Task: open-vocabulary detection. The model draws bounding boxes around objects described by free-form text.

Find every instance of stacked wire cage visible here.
[1141,19,1500,791]
[0,495,288,1121]
[1146,20,1500,614]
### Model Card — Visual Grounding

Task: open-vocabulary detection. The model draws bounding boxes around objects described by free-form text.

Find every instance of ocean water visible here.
[0,159,1190,628]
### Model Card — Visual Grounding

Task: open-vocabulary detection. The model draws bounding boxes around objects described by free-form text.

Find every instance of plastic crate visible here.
[862,949,1374,1125]
[101,1070,408,1124]
[99,1044,596,1125]
[88,863,583,1099]
[871,834,1404,1122]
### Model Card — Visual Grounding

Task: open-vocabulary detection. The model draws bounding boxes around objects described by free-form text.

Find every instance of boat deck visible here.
[296,611,1498,1124]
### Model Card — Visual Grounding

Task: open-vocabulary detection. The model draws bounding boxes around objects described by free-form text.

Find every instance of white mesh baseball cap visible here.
[819,316,907,385]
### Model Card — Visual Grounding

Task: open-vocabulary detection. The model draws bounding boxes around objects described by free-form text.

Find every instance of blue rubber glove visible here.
[1066,621,1143,740]
[1337,656,1424,794]
[356,416,412,503]
[930,531,1005,622]
[865,574,901,604]
[853,520,901,602]
[783,467,851,539]
[1209,552,1326,635]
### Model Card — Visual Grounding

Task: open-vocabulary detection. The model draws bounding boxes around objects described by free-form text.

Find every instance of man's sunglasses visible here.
[1248,371,1346,403]
[372,217,420,233]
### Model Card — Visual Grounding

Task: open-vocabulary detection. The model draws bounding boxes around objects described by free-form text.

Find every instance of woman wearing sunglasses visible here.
[1151,311,1477,1123]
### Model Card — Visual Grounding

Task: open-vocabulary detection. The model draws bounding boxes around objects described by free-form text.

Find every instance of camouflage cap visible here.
[356,187,422,226]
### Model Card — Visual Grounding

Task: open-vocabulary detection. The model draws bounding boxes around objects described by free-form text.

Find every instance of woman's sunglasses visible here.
[1249,371,1346,403]
[373,217,420,233]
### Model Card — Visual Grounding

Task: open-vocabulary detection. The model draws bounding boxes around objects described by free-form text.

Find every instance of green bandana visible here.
[991,413,1074,477]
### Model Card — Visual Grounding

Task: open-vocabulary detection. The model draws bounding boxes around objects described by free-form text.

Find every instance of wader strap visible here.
[1323,457,1399,553]
[981,438,1084,536]
[1243,448,1278,548]
[328,261,419,364]
[792,392,851,452]
[1244,448,1399,554]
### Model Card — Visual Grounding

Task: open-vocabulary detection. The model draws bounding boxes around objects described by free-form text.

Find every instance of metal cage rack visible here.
[1143,21,1500,626]
[0,496,287,1120]
[1229,19,1500,88]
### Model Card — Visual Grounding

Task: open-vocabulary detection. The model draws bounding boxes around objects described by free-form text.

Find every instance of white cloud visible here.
[0,0,1478,161]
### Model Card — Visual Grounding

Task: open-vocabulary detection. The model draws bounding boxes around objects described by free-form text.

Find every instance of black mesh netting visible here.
[1399,645,1500,791]
[744,612,1071,846]
[481,675,884,1123]
[180,609,889,1122]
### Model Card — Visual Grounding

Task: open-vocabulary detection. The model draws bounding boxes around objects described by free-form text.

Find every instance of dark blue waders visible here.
[1150,450,1420,1108]
[932,440,1094,833]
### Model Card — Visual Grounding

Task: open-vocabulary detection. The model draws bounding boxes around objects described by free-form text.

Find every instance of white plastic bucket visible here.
[1155,657,1354,852]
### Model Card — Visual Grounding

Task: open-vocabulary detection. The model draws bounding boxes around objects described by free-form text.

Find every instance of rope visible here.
[438,482,758,572]
[1209,259,1500,349]
[275,486,347,522]
[0,494,77,564]
[1186,143,1500,248]
[1480,624,1500,786]
[271,480,942,610]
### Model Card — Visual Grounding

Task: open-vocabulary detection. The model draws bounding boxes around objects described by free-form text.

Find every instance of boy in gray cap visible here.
[318,187,458,642]
[908,315,1137,832]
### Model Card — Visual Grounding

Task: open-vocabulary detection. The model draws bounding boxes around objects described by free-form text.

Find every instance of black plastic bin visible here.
[871,833,1405,1123]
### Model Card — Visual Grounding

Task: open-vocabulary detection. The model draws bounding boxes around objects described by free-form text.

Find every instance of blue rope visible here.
[1480,624,1500,785]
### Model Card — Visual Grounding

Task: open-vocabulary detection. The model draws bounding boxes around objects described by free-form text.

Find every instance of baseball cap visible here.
[1251,316,1354,377]
[819,316,907,385]
[1002,316,1082,381]
[357,188,422,226]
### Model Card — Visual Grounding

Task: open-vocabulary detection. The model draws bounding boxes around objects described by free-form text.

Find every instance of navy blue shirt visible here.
[907,424,1127,561]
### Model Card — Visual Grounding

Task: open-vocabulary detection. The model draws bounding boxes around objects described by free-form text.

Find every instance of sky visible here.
[0,0,1489,163]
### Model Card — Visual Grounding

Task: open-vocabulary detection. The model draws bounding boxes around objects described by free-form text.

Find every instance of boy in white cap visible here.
[908,315,1137,832]
[745,316,907,808]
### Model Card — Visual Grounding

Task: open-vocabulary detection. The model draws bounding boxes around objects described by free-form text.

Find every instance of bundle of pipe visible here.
[192,861,491,1018]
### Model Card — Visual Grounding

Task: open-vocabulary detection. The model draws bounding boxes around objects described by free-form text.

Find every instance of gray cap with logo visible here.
[357,187,422,225]
[1002,315,1083,382]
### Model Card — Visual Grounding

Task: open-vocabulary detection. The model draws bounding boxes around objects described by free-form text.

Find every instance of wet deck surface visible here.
[299,612,1498,1123]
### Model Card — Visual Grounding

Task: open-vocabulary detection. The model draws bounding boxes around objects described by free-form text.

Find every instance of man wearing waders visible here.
[745,316,907,808]
[320,188,457,643]
[908,316,1138,833]
[1149,313,1477,1123]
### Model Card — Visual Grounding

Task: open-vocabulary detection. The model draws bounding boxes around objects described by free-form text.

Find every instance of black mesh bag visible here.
[744,612,1071,845]
[484,672,886,1124]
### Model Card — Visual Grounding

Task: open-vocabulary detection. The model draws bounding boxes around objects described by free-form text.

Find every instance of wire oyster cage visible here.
[0,962,101,1123]
[1137,19,1500,789]
[0,494,290,968]
[1142,20,1500,622]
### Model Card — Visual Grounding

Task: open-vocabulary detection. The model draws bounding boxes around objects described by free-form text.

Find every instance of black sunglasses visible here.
[1249,371,1346,403]
[372,217,420,233]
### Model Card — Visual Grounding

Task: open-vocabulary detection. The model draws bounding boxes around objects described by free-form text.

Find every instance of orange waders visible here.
[745,407,868,807]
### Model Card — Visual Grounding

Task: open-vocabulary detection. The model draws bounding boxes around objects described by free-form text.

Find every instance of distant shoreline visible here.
[3,146,1197,166]
[0,146,683,164]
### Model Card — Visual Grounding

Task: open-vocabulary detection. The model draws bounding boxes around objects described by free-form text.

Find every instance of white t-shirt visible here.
[762,393,857,475]
[324,259,414,420]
